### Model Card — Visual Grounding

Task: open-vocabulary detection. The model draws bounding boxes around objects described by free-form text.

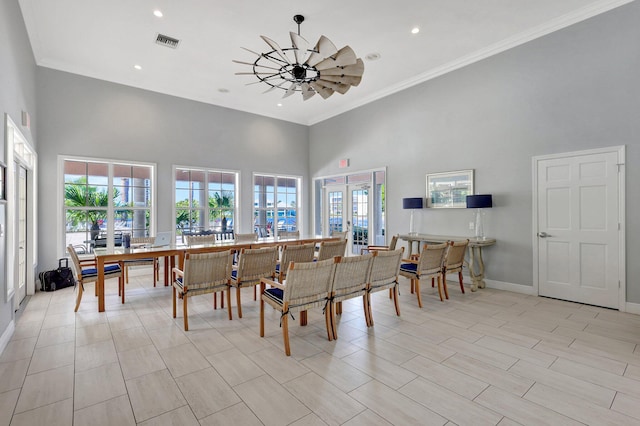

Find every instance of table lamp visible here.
[466,194,492,240]
[402,197,423,235]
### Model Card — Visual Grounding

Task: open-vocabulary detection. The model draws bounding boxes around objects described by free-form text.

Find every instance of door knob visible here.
[538,232,551,238]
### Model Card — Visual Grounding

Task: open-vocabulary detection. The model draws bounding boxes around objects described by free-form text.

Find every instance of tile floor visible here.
[2,267,640,425]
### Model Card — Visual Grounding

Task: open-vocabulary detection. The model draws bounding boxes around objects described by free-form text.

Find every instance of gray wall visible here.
[310,2,640,300]
[0,0,37,340]
[36,69,309,269]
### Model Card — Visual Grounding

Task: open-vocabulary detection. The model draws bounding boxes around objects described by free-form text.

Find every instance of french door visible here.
[534,147,624,309]
[323,184,371,255]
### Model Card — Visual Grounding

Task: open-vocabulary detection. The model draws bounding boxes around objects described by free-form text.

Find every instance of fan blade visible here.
[290,32,309,64]
[235,72,278,76]
[315,46,358,70]
[306,35,338,66]
[241,47,286,67]
[283,83,298,98]
[316,79,351,94]
[232,59,281,71]
[318,74,362,86]
[319,59,364,77]
[262,80,288,93]
[310,81,334,99]
[245,75,282,85]
[300,83,315,101]
[261,36,292,64]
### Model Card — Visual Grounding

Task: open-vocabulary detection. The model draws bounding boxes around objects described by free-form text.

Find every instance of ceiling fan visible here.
[233,15,364,101]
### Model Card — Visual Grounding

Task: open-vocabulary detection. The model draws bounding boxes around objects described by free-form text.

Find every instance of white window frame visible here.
[253,173,302,237]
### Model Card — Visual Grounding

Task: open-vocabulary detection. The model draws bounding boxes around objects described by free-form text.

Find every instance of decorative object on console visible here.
[466,194,492,240]
[426,169,474,208]
[402,197,423,235]
[234,14,364,101]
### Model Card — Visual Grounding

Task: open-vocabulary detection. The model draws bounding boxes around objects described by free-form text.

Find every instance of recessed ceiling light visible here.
[153,10,163,18]
[134,64,142,70]
[218,88,229,93]
[365,53,381,61]
[411,27,420,34]
[277,103,283,107]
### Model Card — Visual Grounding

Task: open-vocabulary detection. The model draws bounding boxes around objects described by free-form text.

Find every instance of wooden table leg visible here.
[466,246,487,292]
[97,256,105,312]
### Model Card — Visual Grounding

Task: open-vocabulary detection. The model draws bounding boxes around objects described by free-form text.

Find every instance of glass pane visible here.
[87,162,108,185]
[175,169,190,189]
[64,161,86,182]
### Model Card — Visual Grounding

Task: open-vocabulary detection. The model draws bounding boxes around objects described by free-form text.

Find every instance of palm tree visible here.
[65,178,119,239]
[210,191,234,230]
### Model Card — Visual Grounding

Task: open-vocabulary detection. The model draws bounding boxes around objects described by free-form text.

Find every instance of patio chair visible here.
[123,237,159,287]
[172,250,233,330]
[185,234,216,245]
[399,242,448,307]
[67,244,123,312]
[329,254,373,339]
[367,248,404,326]
[442,239,470,298]
[279,230,300,239]
[362,234,399,255]
[317,239,347,261]
[234,232,258,243]
[230,246,278,318]
[260,257,337,356]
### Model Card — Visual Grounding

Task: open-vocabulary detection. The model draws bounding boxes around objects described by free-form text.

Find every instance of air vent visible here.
[155,33,180,49]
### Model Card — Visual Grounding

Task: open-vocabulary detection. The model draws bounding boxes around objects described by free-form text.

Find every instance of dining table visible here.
[93,234,339,312]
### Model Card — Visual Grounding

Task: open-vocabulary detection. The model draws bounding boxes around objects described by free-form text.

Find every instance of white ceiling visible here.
[19,0,631,126]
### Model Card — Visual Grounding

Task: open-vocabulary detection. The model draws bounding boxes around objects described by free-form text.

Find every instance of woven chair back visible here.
[182,251,233,291]
[235,232,258,243]
[236,246,278,281]
[332,254,373,303]
[369,248,404,290]
[279,243,316,280]
[317,239,347,261]
[446,240,469,271]
[279,230,300,239]
[417,242,449,276]
[330,230,348,240]
[283,258,336,313]
[185,234,216,245]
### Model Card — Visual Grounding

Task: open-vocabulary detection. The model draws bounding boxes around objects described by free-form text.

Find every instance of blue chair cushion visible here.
[231,270,238,279]
[82,263,121,278]
[263,288,283,305]
[275,264,281,273]
[400,263,417,273]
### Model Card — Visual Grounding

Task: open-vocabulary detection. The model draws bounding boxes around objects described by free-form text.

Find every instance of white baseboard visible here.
[0,320,16,356]
[624,302,640,315]
[461,274,536,295]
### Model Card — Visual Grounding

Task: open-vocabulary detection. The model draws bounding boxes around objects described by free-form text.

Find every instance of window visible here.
[174,167,237,236]
[63,159,154,251]
[254,174,300,237]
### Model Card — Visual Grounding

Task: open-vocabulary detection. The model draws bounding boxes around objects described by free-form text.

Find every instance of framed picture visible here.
[426,169,474,208]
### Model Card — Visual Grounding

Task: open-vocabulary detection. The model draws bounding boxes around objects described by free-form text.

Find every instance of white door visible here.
[324,184,371,255]
[535,148,623,309]
[16,165,27,306]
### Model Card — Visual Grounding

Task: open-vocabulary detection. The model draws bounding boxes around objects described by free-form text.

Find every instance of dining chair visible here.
[278,230,300,239]
[123,237,159,286]
[330,230,348,240]
[317,239,347,261]
[172,250,233,330]
[260,257,337,356]
[366,248,404,326]
[185,234,216,245]
[276,242,315,282]
[361,234,399,255]
[67,244,123,312]
[230,246,278,318]
[329,254,373,339]
[234,232,258,243]
[399,242,448,307]
[442,239,470,298]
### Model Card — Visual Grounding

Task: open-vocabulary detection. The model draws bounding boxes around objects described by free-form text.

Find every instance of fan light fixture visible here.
[233,14,364,101]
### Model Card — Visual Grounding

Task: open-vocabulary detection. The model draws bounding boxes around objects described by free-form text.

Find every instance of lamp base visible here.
[474,208,485,240]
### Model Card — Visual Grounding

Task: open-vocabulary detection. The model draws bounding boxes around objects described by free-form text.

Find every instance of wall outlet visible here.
[469,221,475,230]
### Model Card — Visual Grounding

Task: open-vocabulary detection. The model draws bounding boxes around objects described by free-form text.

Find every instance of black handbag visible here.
[40,258,76,291]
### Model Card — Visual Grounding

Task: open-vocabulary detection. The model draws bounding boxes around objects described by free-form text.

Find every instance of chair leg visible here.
[436,275,444,301]
[227,287,233,320]
[213,292,218,309]
[74,283,84,312]
[336,301,342,315]
[282,308,291,356]
[236,286,243,318]
[415,278,423,308]
[411,279,415,294]
[125,266,129,284]
[388,288,392,299]
[366,293,374,327]
[442,275,449,300]
[392,285,401,317]
[259,288,265,337]
[325,302,334,341]
[220,291,225,308]
[331,302,338,340]
[299,310,308,326]
[363,294,371,327]
[253,286,257,301]
[183,293,189,331]
[432,277,435,288]
[121,276,125,304]
[172,286,177,318]
[459,271,465,294]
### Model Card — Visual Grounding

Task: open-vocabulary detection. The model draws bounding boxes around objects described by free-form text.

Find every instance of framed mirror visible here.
[426,169,474,208]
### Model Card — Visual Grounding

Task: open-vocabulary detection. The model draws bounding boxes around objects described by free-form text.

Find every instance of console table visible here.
[398,234,496,292]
